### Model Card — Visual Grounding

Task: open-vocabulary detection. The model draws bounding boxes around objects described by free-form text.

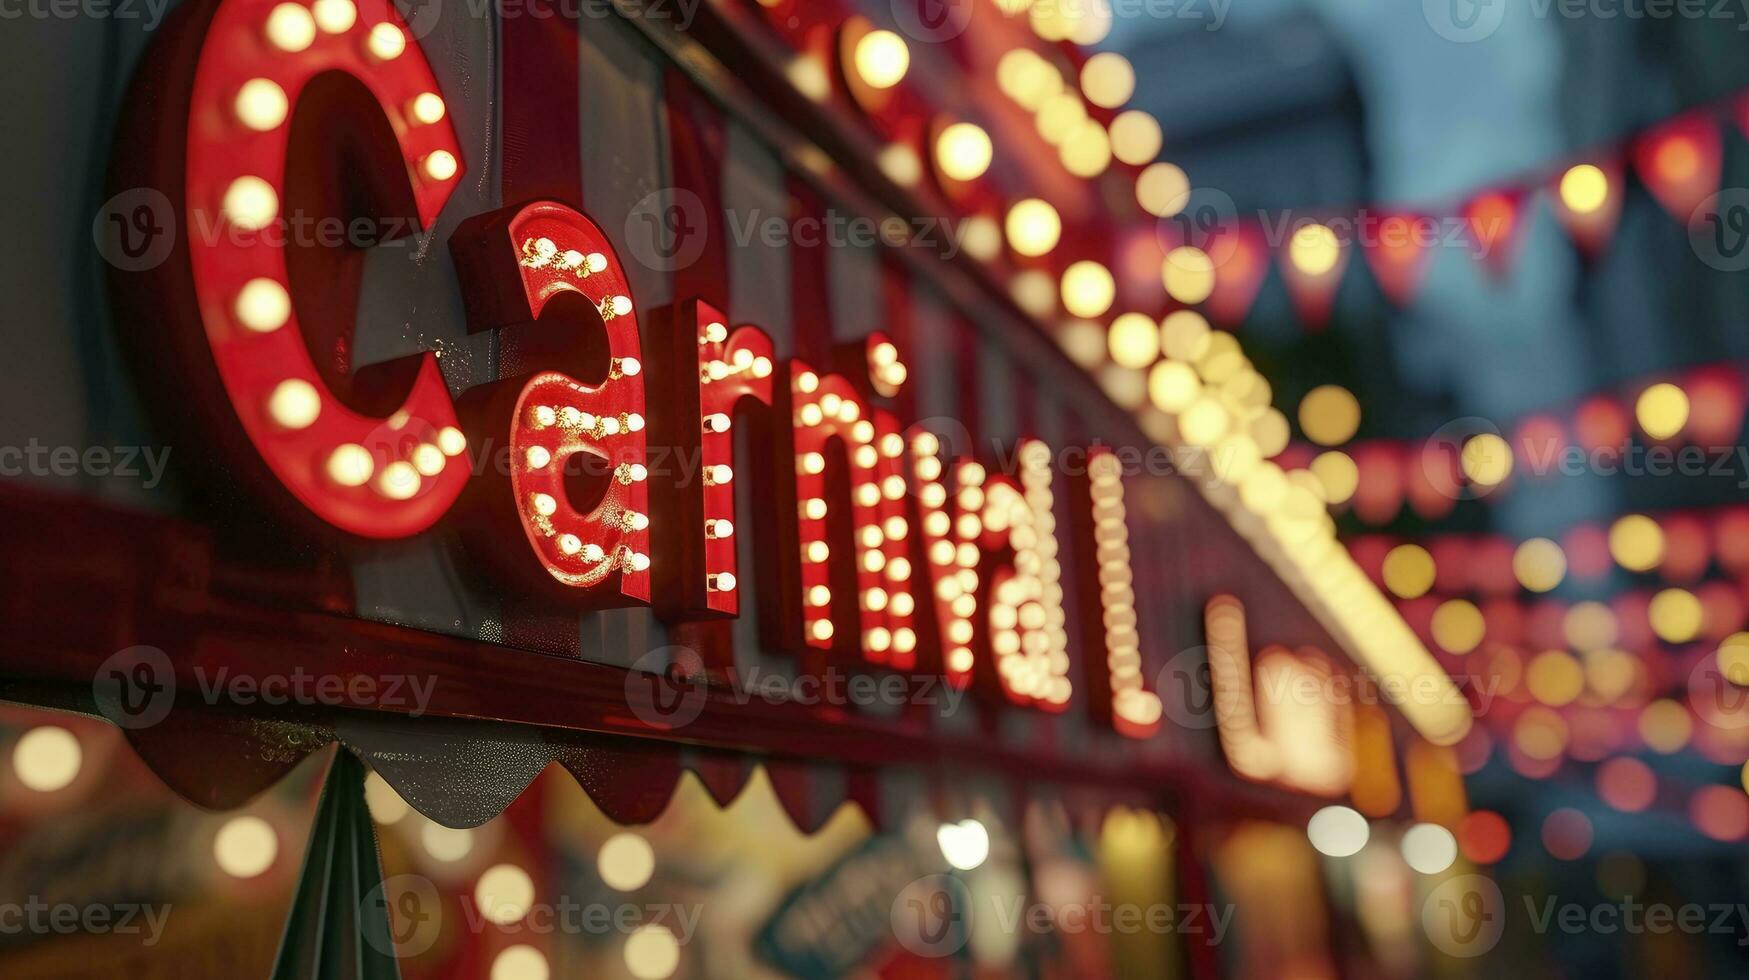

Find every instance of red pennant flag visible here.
[1462,189,1529,279]
[1202,221,1269,327]
[1362,212,1436,306]
[1549,158,1624,259]
[1632,112,1723,226]
[1279,221,1350,330]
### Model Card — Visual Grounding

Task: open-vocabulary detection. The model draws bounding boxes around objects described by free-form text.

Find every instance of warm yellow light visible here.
[1525,650,1585,706]
[410,92,446,125]
[1559,164,1610,214]
[1306,805,1369,857]
[1012,270,1059,319]
[491,945,549,980]
[422,150,458,181]
[1108,110,1162,166]
[475,864,536,925]
[223,176,278,230]
[312,0,355,32]
[1160,309,1211,361]
[1513,537,1567,593]
[1563,601,1618,651]
[997,49,1062,110]
[377,460,420,500]
[1035,92,1085,146]
[1431,599,1485,654]
[1060,260,1115,318]
[265,3,316,51]
[1288,223,1341,276]
[935,122,992,181]
[12,726,80,792]
[235,278,291,332]
[1649,587,1703,644]
[420,821,474,861]
[877,143,921,186]
[1634,382,1689,440]
[327,443,375,487]
[268,378,321,429]
[959,215,1001,262]
[363,771,410,823]
[213,815,278,878]
[1179,397,1230,447]
[1147,361,1199,413]
[1162,246,1214,304]
[1718,632,1749,686]
[1638,698,1692,754]
[1080,52,1135,108]
[1382,543,1436,599]
[624,923,681,980]
[1608,514,1664,572]
[598,832,655,891]
[367,22,406,60]
[1460,433,1513,485]
[1059,119,1112,178]
[1004,198,1061,257]
[1107,312,1160,368]
[1136,162,1190,217]
[853,29,909,89]
[1297,385,1359,446]
[235,78,289,131]
[1309,450,1358,504]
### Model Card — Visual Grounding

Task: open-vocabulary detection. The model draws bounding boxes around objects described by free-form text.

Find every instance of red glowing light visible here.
[1689,785,1749,842]
[1541,807,1593,860]
[1595,756,1656,812]
[1456,809,1511,864]
[173,0,471,537]
[451,201,650,599]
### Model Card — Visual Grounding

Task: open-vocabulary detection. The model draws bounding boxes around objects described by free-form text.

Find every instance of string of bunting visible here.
[1163,91,1749,329]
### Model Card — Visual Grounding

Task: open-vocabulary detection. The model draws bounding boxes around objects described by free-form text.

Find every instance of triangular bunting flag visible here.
[272,750,405,980]
[1279,222,1351,330]
[1632,111,1723,226]
[1549,158,1624,259]
[1462,189,1529,279]
[1201,221,1268,326]
[1362,212,1436,307]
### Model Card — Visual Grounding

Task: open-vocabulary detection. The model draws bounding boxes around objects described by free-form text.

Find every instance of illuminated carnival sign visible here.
[114,0,1163,736]
[110,0,1470,751]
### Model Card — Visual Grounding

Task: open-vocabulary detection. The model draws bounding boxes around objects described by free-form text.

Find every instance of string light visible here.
[935,122,993,182]
[1004,199,1061,257]
[1059,261,1115,318]
[852,29,909,89]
